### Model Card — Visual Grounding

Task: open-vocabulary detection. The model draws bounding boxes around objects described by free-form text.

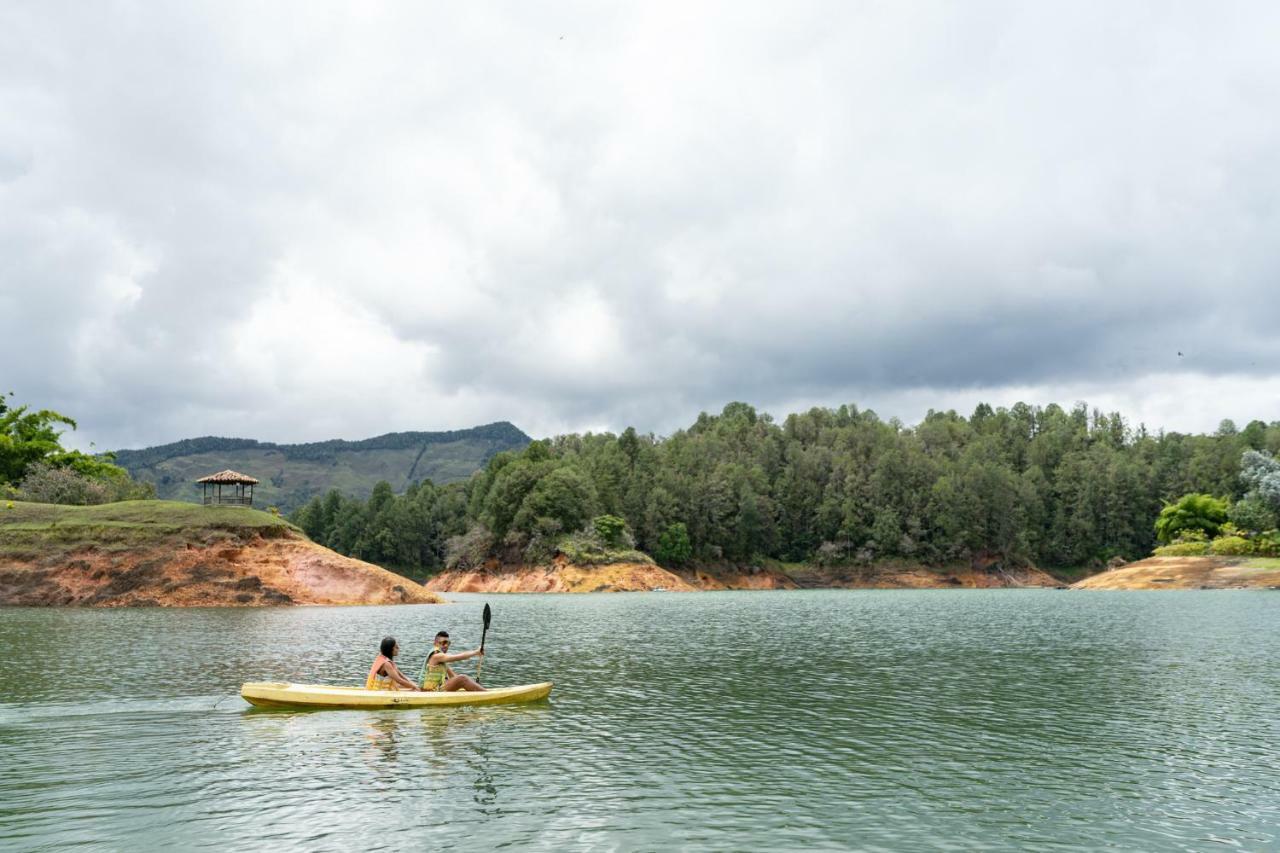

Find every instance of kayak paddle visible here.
[476,602,491,682]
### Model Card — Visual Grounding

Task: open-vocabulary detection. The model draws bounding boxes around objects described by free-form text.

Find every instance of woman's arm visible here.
[385,661,422,691]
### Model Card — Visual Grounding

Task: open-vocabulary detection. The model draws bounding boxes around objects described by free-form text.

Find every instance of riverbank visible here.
[424,555,799,592]
[424,555,1059,593]
[1071,555,1280,590]
[0,500,441,606]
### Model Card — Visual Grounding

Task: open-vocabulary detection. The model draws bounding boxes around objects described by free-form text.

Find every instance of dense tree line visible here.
[291,401,1280,576]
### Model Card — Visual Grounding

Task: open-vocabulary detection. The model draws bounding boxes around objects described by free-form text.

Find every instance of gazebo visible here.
[196,470,259,506]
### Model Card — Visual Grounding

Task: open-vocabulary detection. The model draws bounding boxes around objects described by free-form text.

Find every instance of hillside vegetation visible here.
[294,401,1280,579]
[112,422,530,513]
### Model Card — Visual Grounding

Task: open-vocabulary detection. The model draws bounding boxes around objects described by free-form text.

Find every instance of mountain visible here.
[111,422,531,513]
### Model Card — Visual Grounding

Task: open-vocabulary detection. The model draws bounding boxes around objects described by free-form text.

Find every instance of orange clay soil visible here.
[1072,556,1280,590]
[811,563,1061,589]
[0,536,441,607]
[425,555,800,593]
[423,555,1059,593]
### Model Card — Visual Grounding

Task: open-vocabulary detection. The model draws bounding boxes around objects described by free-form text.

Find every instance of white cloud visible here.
[2,1,1278,450]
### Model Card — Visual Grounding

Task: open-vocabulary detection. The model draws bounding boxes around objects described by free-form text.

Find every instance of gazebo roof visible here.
[196,469,260,485]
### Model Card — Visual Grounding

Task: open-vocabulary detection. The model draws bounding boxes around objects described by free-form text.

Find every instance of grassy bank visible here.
[0,500,300,560]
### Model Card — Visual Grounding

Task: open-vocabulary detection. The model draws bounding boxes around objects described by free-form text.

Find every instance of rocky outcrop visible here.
[1071,556,1280,590]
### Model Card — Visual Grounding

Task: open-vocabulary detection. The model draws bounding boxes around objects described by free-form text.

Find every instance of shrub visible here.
[1153,541,1210,556]
[444,524,493,570]
[591,514,631,548]
[1252,531,1280,557]
[1154,494,1229,543]
[1209,535,1254,556]
[17,464,111,505]
[557,526,653,566]
[1229,497,1277,534]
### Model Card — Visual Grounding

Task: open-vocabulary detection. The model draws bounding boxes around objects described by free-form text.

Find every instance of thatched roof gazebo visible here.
[197,470,259,506]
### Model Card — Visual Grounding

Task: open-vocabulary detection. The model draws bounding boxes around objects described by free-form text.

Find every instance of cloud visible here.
[2,1,1278,450]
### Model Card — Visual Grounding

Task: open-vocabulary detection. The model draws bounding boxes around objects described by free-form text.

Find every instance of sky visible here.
[2,1,1278,451]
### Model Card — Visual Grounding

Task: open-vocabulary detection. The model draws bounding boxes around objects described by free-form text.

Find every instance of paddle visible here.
[476,602,491,682]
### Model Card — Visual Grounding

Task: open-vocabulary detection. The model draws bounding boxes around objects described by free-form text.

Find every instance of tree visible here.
[655,522,692,566]
[0,400,126,484]
[512,466,599,538]
[1154,494,1229,543]
[1240,450,1280,510]
[592,514,629,547]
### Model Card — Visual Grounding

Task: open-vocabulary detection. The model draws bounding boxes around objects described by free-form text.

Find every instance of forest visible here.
[291,401,1280,578]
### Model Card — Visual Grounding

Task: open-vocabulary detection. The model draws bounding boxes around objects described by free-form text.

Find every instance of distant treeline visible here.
[291,401,1280,577]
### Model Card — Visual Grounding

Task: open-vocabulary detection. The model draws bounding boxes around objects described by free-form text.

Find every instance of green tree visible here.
[592,514,629,547]
[1154,493,1229,543]
[655,522,692,566]
[512,466,599,538]
[0,398,126,484]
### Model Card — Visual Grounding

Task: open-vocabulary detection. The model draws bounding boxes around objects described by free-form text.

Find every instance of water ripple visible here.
[1,591,1278,850]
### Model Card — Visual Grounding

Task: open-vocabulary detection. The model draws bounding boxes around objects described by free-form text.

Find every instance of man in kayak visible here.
[421,631,486,692]
[365,636,424,691]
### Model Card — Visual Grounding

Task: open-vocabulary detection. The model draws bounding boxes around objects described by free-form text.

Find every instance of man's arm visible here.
[437,648,483,664]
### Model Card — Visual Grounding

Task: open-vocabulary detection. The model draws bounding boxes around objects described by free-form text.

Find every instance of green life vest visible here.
[421,647,448,689]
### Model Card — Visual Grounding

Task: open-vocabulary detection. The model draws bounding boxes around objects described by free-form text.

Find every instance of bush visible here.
[1251,531,1280,557]
[1153,541,1210,556]
[1209,535,1254,556]
[444,524,493,570]
[18,464,111,505]
[1229,497,1277,534]
[1154,494,1229,543]
[557,526,653,566]
[592,514,631,548]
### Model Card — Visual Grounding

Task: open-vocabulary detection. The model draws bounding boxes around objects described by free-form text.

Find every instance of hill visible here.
[0,500,442,606]
[111,422,531,513]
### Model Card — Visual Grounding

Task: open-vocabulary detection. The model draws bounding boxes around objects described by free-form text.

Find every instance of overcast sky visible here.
[2,2,1278,451]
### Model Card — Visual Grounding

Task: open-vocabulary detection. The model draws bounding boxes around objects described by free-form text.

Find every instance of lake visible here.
[1,590,1277,851]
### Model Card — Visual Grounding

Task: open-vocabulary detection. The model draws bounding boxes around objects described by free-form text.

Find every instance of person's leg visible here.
[443,674,487,692]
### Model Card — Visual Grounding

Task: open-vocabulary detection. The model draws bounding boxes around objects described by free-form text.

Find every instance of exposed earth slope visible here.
[424,557,1056,593]
[1072,556,1280,590]
[111,422,531,513]
[0,500,441,606]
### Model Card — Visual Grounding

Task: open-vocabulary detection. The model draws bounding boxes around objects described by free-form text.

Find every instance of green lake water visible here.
[1,590,1277,851]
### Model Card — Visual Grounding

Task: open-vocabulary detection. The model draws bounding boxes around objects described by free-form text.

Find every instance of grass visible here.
[1241,557,1280,570]
[0,500,300,558]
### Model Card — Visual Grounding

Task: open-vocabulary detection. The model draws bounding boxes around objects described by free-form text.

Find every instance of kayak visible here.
[240,681,553,710]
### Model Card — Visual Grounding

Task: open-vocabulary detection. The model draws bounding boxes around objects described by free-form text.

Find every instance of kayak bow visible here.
[240,681,553,710]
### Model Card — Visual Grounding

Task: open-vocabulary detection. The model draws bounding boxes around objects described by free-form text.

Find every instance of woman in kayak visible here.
[365,636,423,691]
[421,631,486,692]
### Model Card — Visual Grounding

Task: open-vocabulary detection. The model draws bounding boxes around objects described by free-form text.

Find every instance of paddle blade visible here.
[483,602,492,630]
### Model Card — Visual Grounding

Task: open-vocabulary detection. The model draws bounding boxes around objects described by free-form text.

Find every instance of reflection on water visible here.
[1,591,1278,850]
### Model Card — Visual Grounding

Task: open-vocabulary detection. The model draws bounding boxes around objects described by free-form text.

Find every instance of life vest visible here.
[421,646,449,691]
[365,654,398,691]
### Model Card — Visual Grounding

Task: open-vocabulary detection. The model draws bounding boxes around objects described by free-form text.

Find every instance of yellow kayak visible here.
[240,681,553,710]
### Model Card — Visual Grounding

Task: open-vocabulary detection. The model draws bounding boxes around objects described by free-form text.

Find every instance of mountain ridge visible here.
[111,421,531,512]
